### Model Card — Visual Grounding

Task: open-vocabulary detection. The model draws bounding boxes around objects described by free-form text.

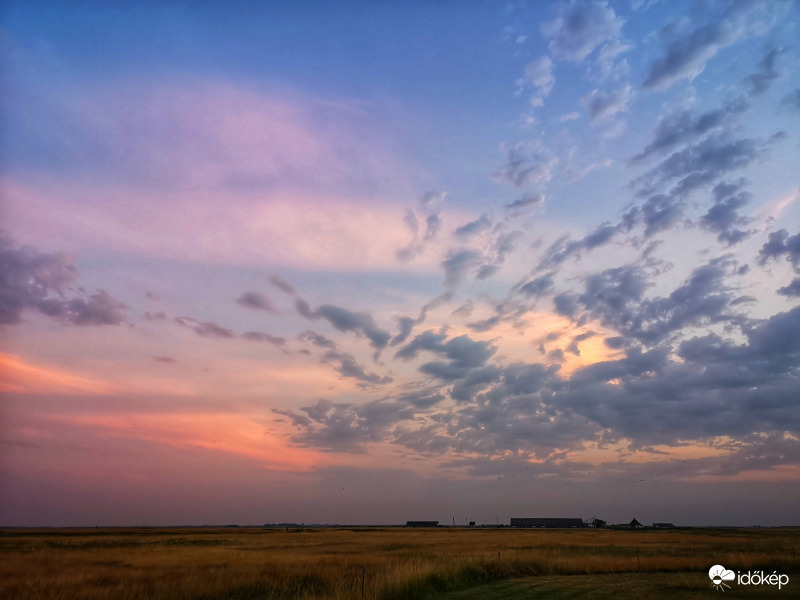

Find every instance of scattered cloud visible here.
[269,275,296,295]
[505,192,545,216]
[0,233,126,327]
[237,291,277,313]
[542,0,624,63]
[581,84,632,124]
[242,331,287,346]
[493,140,558,189]
[643,2,774,90]
[174,317,234,339]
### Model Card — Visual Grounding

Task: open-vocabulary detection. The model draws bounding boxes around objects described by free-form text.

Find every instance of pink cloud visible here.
[2,77,428,270]
[3,180,453,271]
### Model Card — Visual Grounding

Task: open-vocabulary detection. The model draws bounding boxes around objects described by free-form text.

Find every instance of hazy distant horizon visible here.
[1,0,799,529]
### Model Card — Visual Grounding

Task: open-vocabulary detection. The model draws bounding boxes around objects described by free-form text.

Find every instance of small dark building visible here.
[511,517,584,528]
[629,518,643,528]
[653,522,675,528]
[406,521,439,527]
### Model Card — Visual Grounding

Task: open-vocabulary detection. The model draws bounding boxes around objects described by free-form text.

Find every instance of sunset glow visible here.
[1,0,799,528]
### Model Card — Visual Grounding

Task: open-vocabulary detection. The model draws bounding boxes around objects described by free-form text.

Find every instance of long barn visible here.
[510,517,584,528]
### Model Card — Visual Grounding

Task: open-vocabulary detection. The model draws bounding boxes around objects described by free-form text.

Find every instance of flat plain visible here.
[1,526,798,599]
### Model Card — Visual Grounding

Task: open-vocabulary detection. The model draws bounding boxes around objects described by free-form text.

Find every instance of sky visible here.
[1,0,799,528]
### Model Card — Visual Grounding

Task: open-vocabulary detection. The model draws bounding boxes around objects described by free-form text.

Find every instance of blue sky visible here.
[1,0,799,527]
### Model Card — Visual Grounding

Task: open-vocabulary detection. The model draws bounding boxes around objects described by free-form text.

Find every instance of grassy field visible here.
[1,526,798,599]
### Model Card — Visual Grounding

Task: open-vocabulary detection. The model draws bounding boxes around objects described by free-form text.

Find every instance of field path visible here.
[432,572,793,599]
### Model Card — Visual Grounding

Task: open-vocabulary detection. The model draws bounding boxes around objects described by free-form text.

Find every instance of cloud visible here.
[537,223,619,269]
[700,180,752,245]
[317,305,391,350]
[279,398,415,453]
[64,291,127,326]
[567,331,596,356]
[454,229,523,285]
[269,275,296,295]
[295,301,391,351]
[396,210,442,262]
[298,330,337,349]
[758,228,800,271]
[625,113,774,241]
[631,98,749,163]
[277,298,800,455]
[322,350,393,387]
[560,257,741,345]
[559,305,800,444]
[631,194,684,237]
[424,214,442,241]
[390,316,420,347]
[643,2,770,90]
[521,56,554,95]
[296,328,391,386]
[396,331,496,381]
[493,140,558,189]
[519,56,555,105]
[441,250,482,289]
[519,273,555,297]
[0,233,76,325]
[152,356,177,363]
[781,89,800,111]
[242,331,287,346]
[744,46,786,97]
[2,68,421,273]
[295,298,318,320]
[237,291,277,313]
[566,158,613,182]
[403,208,419,236]
[454,214,492,239]
[0,233,127,327]
[505,192,545,216]
[173,317,234,338]
[421,190,448,209]
[542,0,624,62]
[4,69,411,198]
[394,389,445,409]
[777,278,800,297]
[581,85,632,124]
[633,134,762,200]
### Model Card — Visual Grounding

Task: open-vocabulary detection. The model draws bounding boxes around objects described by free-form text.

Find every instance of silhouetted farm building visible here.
[629,518,643,528]
[511,518,584,528]
[653,522,675,528]
[406,521,438,527]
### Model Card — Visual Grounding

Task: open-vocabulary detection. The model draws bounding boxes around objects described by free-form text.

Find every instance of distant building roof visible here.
[629,518,643,528]
[653,522,675,528]
[510,518,584,528]
[406,521,438,527]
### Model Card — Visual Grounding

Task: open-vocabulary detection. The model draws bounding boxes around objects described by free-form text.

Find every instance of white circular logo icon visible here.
[709,565,735,590]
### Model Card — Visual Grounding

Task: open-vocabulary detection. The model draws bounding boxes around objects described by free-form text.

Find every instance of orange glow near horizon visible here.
[683,464,800,482]
[0,353,122,395]
[571,439,733,466]
[45,412,336,472]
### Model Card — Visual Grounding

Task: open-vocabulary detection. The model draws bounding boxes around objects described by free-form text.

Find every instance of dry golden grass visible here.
[1,527,798,599]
